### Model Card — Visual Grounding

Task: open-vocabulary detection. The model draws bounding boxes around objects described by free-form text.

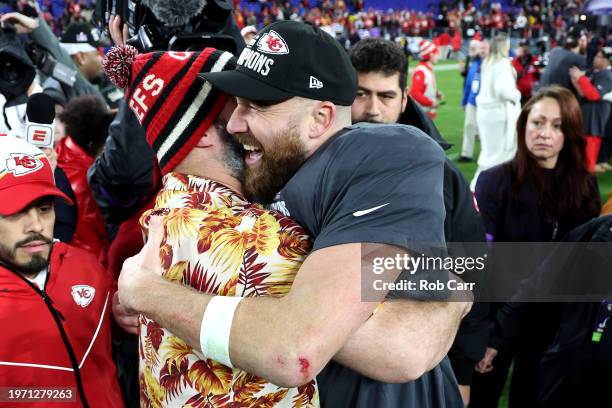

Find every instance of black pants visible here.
[111,334,140,408]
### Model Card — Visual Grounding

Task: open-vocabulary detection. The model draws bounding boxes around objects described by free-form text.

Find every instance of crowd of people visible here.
[234,0,594,50]
[0,0,611,407]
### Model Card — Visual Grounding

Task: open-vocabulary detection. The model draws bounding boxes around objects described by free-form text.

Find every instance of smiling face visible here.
[0,198,55,277]
[524,97,564,169]
[352,71,407,124]
[226,97,310,203]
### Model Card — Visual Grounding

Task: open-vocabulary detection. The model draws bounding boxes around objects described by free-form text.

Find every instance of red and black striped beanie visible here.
[103,47,236,174]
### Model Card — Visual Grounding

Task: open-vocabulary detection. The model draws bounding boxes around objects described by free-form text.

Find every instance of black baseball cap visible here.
[201,21,357,106]
[60,22,101,55]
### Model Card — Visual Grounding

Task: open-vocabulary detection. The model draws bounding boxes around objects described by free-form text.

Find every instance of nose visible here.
[23,207,44,234]
[226,104,248,136]
[540,124,554,139]
[365,95,382,118]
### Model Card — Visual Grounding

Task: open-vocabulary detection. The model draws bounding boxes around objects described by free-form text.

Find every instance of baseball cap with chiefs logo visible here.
[0,135,72,216]
[201,21,358,106]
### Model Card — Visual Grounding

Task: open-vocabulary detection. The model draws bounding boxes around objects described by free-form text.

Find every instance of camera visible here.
[0,24,77,101]
[94,0,243,54]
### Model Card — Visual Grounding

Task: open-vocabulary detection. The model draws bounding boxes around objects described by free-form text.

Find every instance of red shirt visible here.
[0,243,123,407]
[56,136,109,264]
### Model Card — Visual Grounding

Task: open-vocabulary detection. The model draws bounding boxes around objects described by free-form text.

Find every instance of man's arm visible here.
[121,218,388,388]
[2,13,105,101]
[332,298,469,382]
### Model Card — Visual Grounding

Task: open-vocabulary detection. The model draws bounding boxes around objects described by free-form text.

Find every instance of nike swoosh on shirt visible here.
[353,203,390,217]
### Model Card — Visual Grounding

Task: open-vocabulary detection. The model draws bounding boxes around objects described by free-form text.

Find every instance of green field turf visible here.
[410,62,612,204]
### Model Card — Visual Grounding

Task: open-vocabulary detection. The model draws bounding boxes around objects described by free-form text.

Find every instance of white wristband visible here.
[199,296,243,368]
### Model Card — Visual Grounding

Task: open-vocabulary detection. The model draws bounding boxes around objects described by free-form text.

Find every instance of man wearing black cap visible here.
[119,21,469,407]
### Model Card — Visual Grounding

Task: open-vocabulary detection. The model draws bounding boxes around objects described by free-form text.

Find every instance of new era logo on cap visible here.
[5,153,43,176]
[309,76,323,89]
[256,30,289,54]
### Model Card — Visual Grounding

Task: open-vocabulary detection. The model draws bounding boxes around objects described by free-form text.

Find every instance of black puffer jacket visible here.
[87,101,156,239]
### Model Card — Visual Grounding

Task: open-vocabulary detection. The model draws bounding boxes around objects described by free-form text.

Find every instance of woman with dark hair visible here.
[469,85,601,408]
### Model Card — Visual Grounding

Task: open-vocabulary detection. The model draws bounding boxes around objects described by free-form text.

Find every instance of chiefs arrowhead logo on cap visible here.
[256,30,290,55]
[71,285,96,308]
[5,153,43,176]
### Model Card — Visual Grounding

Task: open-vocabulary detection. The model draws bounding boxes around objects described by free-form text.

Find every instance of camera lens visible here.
[0,56,25,85]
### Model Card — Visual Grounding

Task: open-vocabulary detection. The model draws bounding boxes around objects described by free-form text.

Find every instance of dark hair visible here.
[349,38,408,90]
[563,34,579,50]
[510,85,599,222]
[58,96,113,157]
[599,46,612,62]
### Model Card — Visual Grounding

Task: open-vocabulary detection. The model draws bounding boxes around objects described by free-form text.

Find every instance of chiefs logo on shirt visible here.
[71,285,96,307]
[256,30,290,55]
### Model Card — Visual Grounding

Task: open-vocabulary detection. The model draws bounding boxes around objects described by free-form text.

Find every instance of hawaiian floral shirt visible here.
[138,173,319,407]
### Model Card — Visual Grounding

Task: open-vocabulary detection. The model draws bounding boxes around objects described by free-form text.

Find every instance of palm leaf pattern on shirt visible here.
[139,173,319,407]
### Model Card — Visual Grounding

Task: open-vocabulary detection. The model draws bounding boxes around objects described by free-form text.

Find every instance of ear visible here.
[401,88,409,113]
[72,52,86,66]
[309,101,336,140]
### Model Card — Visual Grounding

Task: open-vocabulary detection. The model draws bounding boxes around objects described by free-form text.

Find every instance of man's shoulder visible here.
[305,123,444,182]
[52,242,103,270]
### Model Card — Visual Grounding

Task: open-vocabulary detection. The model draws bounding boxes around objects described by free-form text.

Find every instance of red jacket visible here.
[0,243,123,407]
[512,54,537,99]
[410,61,438,118]
[56,136,109,264]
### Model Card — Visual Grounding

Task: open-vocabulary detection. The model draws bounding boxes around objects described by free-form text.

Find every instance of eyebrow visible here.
[532,114,561,121]
[357,86,398,97]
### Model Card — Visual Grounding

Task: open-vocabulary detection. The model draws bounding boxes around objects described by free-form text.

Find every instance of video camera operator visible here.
[0,21,40,134]
[86,2,245,405]
[0,11,124,109]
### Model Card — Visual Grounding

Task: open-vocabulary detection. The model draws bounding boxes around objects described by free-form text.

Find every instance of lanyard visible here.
[592,301,612,343]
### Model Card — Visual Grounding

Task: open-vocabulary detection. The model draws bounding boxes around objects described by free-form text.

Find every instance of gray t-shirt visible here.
[274,123,463,407]
[539,47,586,92]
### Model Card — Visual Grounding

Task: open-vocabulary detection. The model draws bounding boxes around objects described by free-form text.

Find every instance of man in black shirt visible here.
[203,21,469,407]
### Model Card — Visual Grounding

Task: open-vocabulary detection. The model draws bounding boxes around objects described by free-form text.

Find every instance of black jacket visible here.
[399,96,489,385]
[87,101,156,239]
[53,166,77,243]
[487,216,612,407]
